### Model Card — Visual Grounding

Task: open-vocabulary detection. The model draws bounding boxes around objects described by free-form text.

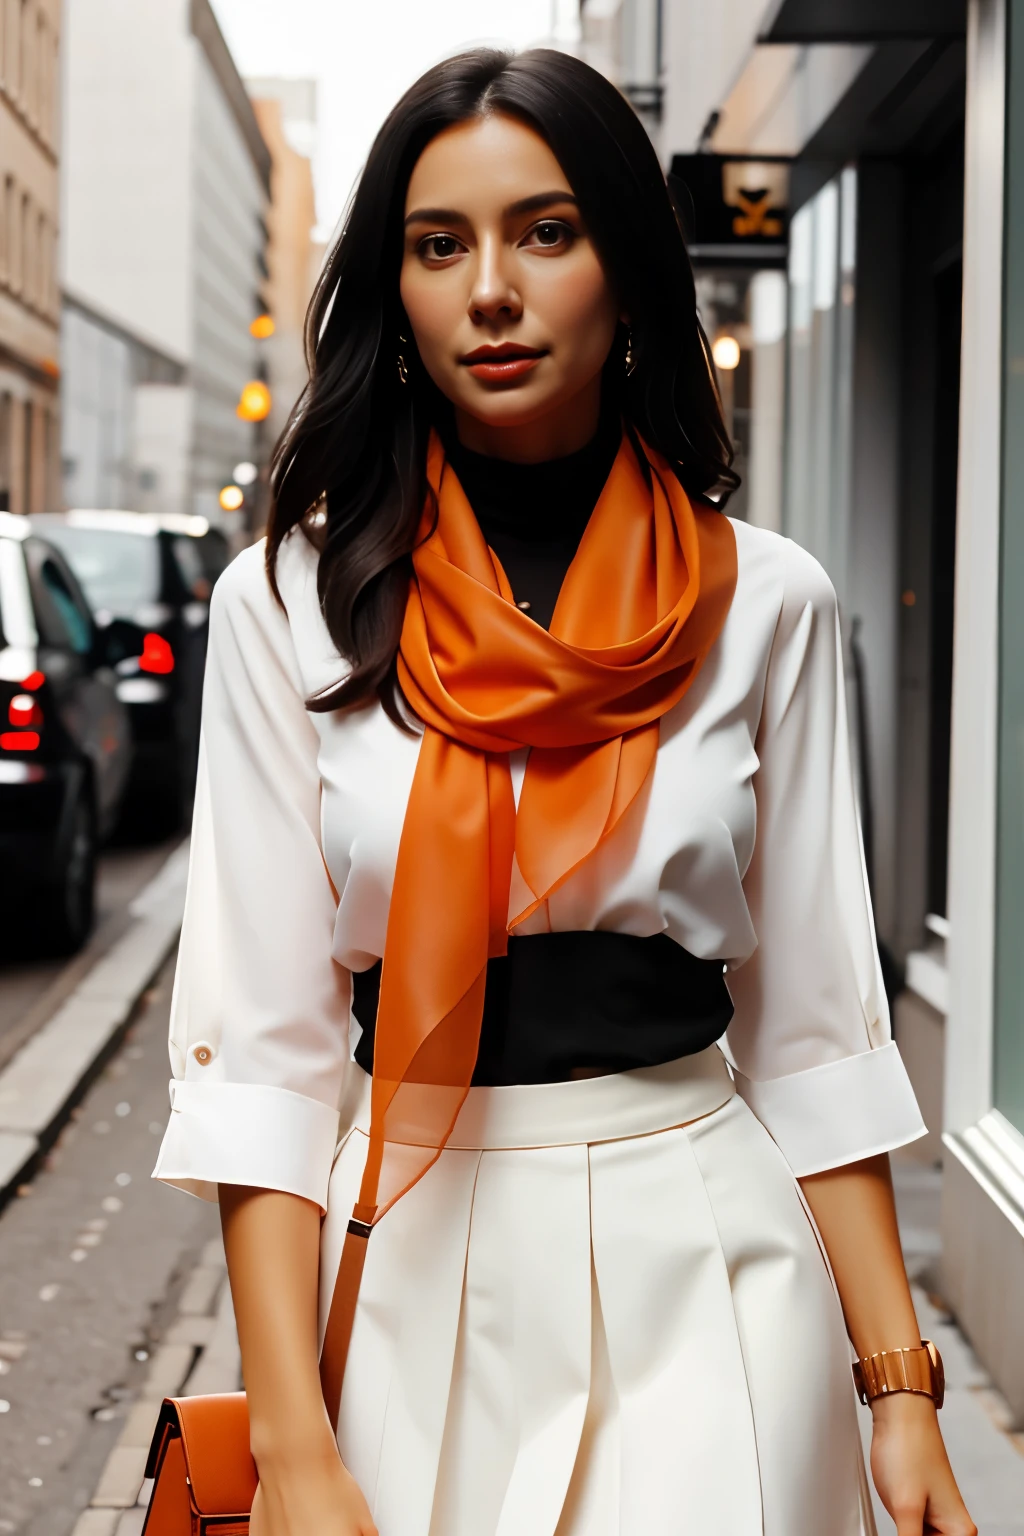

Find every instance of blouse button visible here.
[191,1041,215,1066]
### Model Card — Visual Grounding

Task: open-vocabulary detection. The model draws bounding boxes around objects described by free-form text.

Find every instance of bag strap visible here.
[318,1212,372,1429]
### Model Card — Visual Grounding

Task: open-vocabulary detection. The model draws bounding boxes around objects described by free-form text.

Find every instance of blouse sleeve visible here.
[725,537,925,1176]
[152,540,350,1210]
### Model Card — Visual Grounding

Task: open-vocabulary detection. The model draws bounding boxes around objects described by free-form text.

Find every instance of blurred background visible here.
[0,2,1023,1533]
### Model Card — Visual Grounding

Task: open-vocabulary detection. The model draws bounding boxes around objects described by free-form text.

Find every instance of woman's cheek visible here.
[533,261,616,352]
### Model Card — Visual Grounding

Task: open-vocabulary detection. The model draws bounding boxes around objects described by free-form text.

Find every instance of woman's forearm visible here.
[219,1185,337,1469]
[798,1153,921,1358]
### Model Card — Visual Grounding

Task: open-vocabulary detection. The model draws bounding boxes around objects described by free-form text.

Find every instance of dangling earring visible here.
[397,334,410,385]
[625,329,636,375]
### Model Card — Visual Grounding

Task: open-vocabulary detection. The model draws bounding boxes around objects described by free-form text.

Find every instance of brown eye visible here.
[420,234,462,260]
[522,219,575,251]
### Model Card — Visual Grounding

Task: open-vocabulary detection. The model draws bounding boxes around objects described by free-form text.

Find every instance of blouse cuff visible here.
[733,1041,926,1177]
[152,1080,342,1210]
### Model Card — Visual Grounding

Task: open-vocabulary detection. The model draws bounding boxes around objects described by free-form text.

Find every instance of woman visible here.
[154,48,975,1536]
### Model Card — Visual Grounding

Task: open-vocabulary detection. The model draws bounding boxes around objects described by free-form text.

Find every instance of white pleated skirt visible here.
[318,1048,876,1536]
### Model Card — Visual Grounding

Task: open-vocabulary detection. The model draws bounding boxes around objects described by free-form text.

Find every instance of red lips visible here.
[460,343,546,363]
[460,343,547,383]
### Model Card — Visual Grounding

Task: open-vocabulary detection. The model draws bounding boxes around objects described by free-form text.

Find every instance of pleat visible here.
[430,1144,593,1536]
[322,1127,482,1535]
[686,1096,871,1536]
[589,1116,764,1536]
[554,1262,620,1536]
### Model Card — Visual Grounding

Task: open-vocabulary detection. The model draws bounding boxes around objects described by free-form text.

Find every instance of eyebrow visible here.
[403,190,579,227]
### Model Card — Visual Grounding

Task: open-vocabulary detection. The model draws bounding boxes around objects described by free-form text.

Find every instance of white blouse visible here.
[154,518,925,1209]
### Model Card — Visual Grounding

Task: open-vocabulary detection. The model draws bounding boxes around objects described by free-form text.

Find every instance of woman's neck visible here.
[453,373,602,463]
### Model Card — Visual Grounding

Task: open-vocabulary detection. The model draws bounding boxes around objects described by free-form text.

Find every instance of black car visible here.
[31,511,230,830]
[0,512,134,951]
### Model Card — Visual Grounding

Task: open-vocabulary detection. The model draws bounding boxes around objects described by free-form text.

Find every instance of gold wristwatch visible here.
[852,1340,945,1408]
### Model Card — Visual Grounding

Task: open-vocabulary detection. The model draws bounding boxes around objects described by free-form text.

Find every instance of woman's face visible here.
[400,112,621,460]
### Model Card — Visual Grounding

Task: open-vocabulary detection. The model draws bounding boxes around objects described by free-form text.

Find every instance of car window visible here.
[199,530,229,582]
[30,548,94,655]
[35,524,160,618]
[171,535,208,598]
[0,536,37,649]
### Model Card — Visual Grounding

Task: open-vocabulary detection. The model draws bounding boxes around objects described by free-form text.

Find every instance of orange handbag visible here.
[143,1394,255,1536]
[141,1222,369,1535]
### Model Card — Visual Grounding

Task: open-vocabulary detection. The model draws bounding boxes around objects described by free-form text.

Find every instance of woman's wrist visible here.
[250,1406,340,1475]
[870,1389,940,1426]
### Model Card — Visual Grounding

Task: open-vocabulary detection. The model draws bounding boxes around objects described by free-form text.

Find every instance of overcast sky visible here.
[209,0,576,240]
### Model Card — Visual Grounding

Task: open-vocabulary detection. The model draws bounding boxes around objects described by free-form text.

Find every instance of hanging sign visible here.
[669,154,791,267]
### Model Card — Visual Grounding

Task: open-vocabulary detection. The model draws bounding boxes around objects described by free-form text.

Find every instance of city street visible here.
[0,844,181,1076]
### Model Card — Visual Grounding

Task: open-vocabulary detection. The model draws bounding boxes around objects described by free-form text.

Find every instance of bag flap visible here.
[163,1394,257,1515]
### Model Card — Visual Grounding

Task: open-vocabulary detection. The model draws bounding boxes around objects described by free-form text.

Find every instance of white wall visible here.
[60,306,135,508]
[660,0,775,154]
[61,0,193,365]
[659,1,870,160]
[135,383,192,518]
[189,46,263,511]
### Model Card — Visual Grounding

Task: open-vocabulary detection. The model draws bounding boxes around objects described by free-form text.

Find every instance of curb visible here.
[0,840,190,1211]
[70,1236,241,1536]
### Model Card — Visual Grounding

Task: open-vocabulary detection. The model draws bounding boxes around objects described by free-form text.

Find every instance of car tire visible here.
[37,789,97,955]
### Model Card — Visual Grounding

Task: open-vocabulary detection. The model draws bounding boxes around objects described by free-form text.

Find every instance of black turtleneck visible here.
[350,410,733,1086]
[444,405,622,630]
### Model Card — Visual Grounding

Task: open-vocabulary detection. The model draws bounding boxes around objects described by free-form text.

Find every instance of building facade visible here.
[246,79,319,450]
[581,0,1024,1415]
[0,0,60,514]
[60,0,269,523]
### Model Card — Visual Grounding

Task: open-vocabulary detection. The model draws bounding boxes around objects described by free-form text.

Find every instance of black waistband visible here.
[351,931,733,1087]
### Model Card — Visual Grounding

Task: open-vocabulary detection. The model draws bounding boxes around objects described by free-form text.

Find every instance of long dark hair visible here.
[267,47,737,723]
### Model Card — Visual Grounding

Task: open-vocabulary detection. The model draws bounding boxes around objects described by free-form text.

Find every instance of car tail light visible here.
[0,730,40,750]
[21,670,44,690]
[139,632,174,675]
[9,694,42,727]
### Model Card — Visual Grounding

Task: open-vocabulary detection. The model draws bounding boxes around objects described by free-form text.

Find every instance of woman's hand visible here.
[249,1427,378,1536]
[870,1393,976,1535]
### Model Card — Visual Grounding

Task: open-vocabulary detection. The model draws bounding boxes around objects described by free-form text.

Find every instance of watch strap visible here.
[852,1339,945,1408]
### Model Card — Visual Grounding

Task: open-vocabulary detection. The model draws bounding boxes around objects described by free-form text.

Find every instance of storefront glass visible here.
[696,268,787,530]
[994,0,1024,1134]
[783,168,857,608]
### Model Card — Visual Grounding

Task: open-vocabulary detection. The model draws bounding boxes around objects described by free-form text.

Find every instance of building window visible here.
[995,0,1024,1135]
[5,0,18,100]
[8,180,20,293]
[0,392,12,511]
[35,8,45,134]
[20,189,30,302]
[23,396,32,514]
[19,0,30,116]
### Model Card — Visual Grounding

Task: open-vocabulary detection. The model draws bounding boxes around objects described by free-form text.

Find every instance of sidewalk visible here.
[70,1237,240,1536]
[0,843,190,1207]
[863,1154,1024,1533]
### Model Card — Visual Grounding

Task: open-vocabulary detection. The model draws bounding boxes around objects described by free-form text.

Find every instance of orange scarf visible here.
[351,426,737,1229]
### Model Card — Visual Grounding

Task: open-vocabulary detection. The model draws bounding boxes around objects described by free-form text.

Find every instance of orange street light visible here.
[250,314,275,339]
[236,380,271,422]
[219,484,245,511]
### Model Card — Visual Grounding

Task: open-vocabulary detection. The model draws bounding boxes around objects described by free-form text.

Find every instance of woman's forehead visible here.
[404,114,572,216]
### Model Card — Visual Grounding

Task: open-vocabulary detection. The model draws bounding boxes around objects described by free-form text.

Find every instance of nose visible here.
[468,232,523,326]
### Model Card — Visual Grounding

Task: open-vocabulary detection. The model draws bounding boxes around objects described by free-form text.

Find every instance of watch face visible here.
[924,1339,946,1408]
